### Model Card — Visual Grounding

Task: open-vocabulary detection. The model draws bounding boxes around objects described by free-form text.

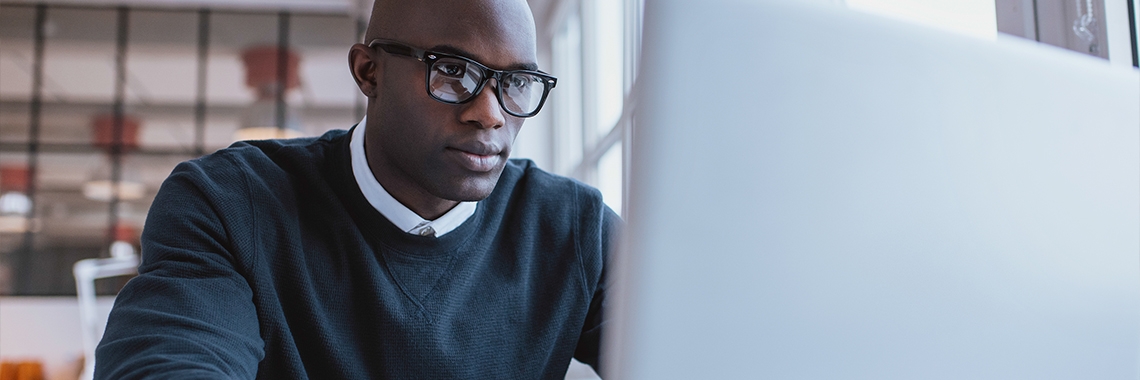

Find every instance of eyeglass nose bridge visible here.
[468,74,519,120]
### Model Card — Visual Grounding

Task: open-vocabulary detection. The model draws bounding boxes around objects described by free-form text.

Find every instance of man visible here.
[95,0,618,378]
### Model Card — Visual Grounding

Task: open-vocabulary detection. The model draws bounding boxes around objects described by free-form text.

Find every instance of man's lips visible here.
[448,145,503,173]
[451,141,502,156]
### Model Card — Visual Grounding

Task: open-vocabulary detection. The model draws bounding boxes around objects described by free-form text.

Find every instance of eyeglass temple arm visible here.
[367,40,424,61]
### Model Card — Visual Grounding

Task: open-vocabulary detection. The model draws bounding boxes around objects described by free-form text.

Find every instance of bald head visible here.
[345,0,543,217]
[364,0,538,68]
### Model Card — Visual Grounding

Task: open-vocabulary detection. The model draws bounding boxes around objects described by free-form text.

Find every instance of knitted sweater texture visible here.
[95,128,616,379]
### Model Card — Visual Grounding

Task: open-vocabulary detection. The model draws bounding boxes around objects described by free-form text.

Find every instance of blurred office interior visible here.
[0,0,1137,379]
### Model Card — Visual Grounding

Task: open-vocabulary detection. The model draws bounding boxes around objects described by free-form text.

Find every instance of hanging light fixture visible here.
[81,179,145,202]
[83,114,146,202]
[235,46,304,141]
[0,165,34,233]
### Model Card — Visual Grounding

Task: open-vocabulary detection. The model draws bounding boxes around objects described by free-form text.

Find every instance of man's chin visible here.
[436,173,502,202]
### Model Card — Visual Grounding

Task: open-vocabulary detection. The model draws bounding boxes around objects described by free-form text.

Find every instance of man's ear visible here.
[348,43,379,98]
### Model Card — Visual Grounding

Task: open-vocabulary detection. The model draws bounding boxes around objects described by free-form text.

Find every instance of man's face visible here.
[362,0,538,205]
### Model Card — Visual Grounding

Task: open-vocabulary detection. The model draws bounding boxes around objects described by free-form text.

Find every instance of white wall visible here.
[845,0,998,38]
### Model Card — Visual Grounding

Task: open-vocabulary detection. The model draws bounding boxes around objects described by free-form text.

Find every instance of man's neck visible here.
[364,145,457,221]
[375,173,457,221]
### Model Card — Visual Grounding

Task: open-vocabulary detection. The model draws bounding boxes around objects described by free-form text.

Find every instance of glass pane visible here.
[205,12,278,150]
[552,10,583,176]
[4,152,110,295]
[291,14,360,137]
[2,8,376,295]
[597,142,623,215]
[0,151,29,295]
[11,150,182,295]
[41,8,119,146]
[0,5,35,145]
[591,0,625,135]
[128,10,200,152]
[0,106,30,148]
[998,0,1114,58]
[35,152,112,248]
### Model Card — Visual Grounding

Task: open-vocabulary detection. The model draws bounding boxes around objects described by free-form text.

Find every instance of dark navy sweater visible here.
[96,128,617,379]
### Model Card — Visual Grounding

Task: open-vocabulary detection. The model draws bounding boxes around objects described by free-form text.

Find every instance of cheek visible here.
[377,108,463,176]
[502,123,524,153]
[376,85,445,147]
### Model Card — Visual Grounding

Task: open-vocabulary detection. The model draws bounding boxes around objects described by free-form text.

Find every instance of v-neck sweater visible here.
[95,127,618,379]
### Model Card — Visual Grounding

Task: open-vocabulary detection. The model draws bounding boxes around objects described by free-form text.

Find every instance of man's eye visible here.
[507,75,530,88]
[436,63,466,78]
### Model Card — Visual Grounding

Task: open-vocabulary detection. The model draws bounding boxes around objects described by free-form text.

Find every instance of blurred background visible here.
[0,0,1136,378]
[0,0,640,297]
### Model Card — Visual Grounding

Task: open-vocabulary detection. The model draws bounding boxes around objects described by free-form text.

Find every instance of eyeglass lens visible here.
[428,57,546,116]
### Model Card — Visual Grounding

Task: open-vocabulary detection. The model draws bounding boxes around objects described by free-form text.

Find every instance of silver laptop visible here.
[606,1,1140,379]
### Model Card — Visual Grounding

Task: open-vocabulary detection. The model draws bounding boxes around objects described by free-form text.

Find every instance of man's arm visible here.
[95,160,264,379]
[574,206,621,374]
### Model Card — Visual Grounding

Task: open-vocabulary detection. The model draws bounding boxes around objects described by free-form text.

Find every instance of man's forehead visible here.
[426,44,539,71]
[366,0,538,68]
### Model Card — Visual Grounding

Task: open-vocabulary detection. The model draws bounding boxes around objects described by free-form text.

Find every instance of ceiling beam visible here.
[0,0,353,14]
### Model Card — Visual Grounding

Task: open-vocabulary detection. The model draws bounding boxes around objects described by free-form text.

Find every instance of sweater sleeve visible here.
[95,158,265,379]
[574,204,622,374]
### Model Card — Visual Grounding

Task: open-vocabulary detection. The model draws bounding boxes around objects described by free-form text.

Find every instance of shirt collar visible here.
[350,116,477,237]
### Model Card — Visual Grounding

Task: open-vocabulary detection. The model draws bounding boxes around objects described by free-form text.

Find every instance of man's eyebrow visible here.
[428,44,540,71]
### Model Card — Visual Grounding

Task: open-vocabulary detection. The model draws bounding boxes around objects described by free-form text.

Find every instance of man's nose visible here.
[460,79,507,129]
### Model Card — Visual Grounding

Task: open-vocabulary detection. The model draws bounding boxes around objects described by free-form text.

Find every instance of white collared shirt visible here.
[350,116,477,237]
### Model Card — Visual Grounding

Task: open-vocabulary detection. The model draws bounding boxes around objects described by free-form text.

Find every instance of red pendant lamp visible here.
[235,46,304,141]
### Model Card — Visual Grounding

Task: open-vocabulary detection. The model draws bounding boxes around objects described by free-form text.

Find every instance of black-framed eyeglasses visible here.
[367,38,558,118]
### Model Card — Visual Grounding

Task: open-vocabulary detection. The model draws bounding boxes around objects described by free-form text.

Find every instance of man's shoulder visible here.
[181,129,349,178]
[160,128,351,199]
[497,158,606,210]
[212,129,349,168]
[502,158,598,192]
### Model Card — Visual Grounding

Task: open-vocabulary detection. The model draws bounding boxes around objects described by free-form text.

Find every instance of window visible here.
[547,0,643,216]
[0,4,361,295]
